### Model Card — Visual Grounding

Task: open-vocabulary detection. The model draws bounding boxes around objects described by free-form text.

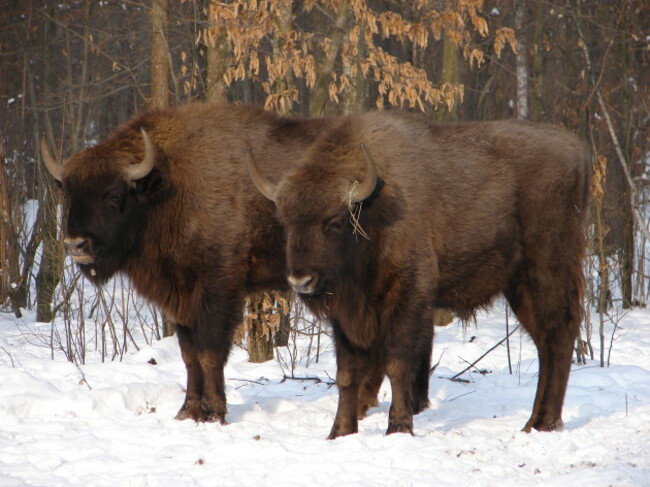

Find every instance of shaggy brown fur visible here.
[251,110,591,438]
[43,103,349,424]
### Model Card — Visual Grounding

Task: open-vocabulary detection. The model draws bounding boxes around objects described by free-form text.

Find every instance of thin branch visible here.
[429,351,444,376]
[449,324,521,382]
[75,362,92,390]
[506,305,513,375]
[1,347,16,368]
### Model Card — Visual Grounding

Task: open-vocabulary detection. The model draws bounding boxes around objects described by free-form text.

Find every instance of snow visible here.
[0,305,649,486]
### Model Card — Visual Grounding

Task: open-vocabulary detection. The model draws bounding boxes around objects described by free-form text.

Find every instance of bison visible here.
[41,102,433,427]
[248,110,591,439]
[40,102,351,424]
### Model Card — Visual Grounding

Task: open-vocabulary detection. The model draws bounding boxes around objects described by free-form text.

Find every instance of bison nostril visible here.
[287,274,317,293]
[64,237,89,255]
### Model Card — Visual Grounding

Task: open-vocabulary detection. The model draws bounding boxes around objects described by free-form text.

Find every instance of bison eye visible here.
[324,214,347,234]
[103,191,124,211]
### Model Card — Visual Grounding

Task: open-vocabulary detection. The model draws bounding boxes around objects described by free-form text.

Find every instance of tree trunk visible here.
[529,1,545,121]
[150,0,169,109]
[206,6,230,102]
[0,143,24,316]
[35,183,62,323]
[593,154,609,366]
[273,293,291,347]
[149,0,175,336]
[309,2,349,117]
[514,0,528,120]
[246,296,275,363]
[342,27,367,115]
[36,4,65,323]
[437,32,459,121]
[245,2,295,362]
[618,4,634,308]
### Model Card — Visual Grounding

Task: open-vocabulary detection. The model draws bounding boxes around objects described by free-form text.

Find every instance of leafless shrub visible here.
[276,299,330,378]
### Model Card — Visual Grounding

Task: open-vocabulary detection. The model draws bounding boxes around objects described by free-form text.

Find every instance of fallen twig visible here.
[446,390,476,402]
[1,347,15,368]
[280,374,336,386]
[230,377,268,386]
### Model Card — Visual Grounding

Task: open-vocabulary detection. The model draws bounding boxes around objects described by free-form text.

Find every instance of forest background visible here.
[0,0,648,365]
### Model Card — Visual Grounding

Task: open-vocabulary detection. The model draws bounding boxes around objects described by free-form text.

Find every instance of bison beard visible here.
[249,111,591,439]
[43,103,411,426]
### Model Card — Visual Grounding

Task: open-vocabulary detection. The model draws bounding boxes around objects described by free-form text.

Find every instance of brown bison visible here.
[39,102,350,424]
[248,110,591,439]
[41,102,432,427]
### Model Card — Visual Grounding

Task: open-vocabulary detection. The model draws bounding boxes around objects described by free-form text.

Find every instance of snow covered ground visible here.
[0,304,648,486]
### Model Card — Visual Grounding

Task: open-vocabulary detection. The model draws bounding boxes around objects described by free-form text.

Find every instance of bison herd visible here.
[41,103,591,439]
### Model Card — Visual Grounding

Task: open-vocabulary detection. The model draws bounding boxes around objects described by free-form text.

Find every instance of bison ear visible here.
[374,181,406,227]
[133,167,168,200]
[364,177,385,205]
[350,143,379,203]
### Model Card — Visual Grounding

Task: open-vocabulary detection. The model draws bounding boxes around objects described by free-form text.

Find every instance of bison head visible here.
[41,129,162,284]
[247,142,380,296]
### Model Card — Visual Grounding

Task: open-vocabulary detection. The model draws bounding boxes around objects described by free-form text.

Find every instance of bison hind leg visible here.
[411,333,432,415]
[357,360,384,419]
[384,358,416,436]
[505,264,583,433]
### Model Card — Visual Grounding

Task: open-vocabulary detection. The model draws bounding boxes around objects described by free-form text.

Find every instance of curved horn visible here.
[40,136,63,182]
[246,144,278,202]
[125,128,156,181]
[351,143,378,203]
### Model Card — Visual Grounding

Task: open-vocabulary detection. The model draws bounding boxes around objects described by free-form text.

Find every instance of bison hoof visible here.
[523,417,564,433]
[327,422,358,440]
[357,398,379,419]
[175,400,227,424]
[203,410,228,425]
[175,399,202,421]
[386,419,414,436]
[412,398,430,415]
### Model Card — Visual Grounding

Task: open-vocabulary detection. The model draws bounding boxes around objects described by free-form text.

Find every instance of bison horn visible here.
[246,144,278,202]
[351,143,378,203]
[40,136,63,182]
[125,128,156,181]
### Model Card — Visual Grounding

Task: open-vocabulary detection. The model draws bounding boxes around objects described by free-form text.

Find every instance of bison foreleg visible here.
[175,323,205,421]
[175,325,229,424]
[175,323,229,424]
[328,327,369,439]
[192,346,226,424]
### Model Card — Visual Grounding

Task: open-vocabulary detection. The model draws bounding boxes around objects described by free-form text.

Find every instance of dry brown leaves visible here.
[201,0,512,113]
